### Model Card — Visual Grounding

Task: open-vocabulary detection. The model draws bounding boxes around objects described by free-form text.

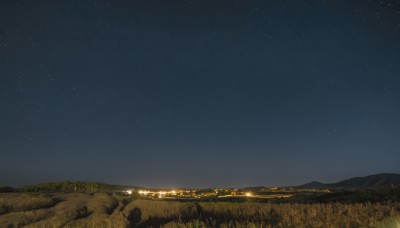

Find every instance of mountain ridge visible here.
[298,173,400,189]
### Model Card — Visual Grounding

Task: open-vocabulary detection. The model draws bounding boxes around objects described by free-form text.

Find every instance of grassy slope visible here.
[1,193,400,227]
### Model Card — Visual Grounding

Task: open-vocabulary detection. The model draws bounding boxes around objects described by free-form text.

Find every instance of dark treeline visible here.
[18,181,120,193]
[0,186,15,193]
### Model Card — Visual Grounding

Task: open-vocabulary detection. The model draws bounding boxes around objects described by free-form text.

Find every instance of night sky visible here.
[1,0,400,188]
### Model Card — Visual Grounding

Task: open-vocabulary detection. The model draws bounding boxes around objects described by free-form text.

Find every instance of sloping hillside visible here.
[299,173,400,189]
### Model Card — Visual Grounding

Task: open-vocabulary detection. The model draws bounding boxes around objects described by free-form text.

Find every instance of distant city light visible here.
[138,190,149,195]
[158,191,167,198]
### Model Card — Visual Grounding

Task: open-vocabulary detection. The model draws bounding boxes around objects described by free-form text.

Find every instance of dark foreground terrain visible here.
[1,193,400,227]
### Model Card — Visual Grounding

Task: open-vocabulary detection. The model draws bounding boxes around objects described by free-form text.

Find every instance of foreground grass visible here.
[1,193,400,227]
[124,200,400,227]
[0,193,57,214]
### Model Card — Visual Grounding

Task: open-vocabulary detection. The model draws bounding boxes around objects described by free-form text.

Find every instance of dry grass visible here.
[198,201,400,227]
[27,193,92,226]
[1,193,400,227]
[0,193,56,213]
[124,199,198,221]
[25,193,121,228]
[87,193,118,214]
[0,193,129,228]
[121,199,400,227]
[0,208,53,227]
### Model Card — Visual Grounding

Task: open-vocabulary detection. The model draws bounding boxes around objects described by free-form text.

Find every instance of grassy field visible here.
[1,193,400,227]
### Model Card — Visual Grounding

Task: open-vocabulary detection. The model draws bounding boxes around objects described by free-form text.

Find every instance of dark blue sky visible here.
[1,0,400,188]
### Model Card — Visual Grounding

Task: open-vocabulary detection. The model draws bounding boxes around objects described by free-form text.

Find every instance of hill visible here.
[18,181,133,193]
[299,173,400,189]
[297,181,326,189]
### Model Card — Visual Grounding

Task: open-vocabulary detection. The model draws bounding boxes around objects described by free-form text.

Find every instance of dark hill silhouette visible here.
[18,181,136,193]
[298,181,326,189]
[298,173,400,189]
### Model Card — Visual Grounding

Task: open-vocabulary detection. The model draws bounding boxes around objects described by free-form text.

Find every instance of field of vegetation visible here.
[1,193,400,227]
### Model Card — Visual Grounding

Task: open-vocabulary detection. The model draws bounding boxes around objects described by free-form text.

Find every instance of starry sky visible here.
[1,0,400,188]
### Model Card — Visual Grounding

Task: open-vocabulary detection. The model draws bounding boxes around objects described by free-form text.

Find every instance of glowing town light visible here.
[158,191,167,198]
[245,192,253,197]
[138,190,149,196]
[125,190,132,195]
